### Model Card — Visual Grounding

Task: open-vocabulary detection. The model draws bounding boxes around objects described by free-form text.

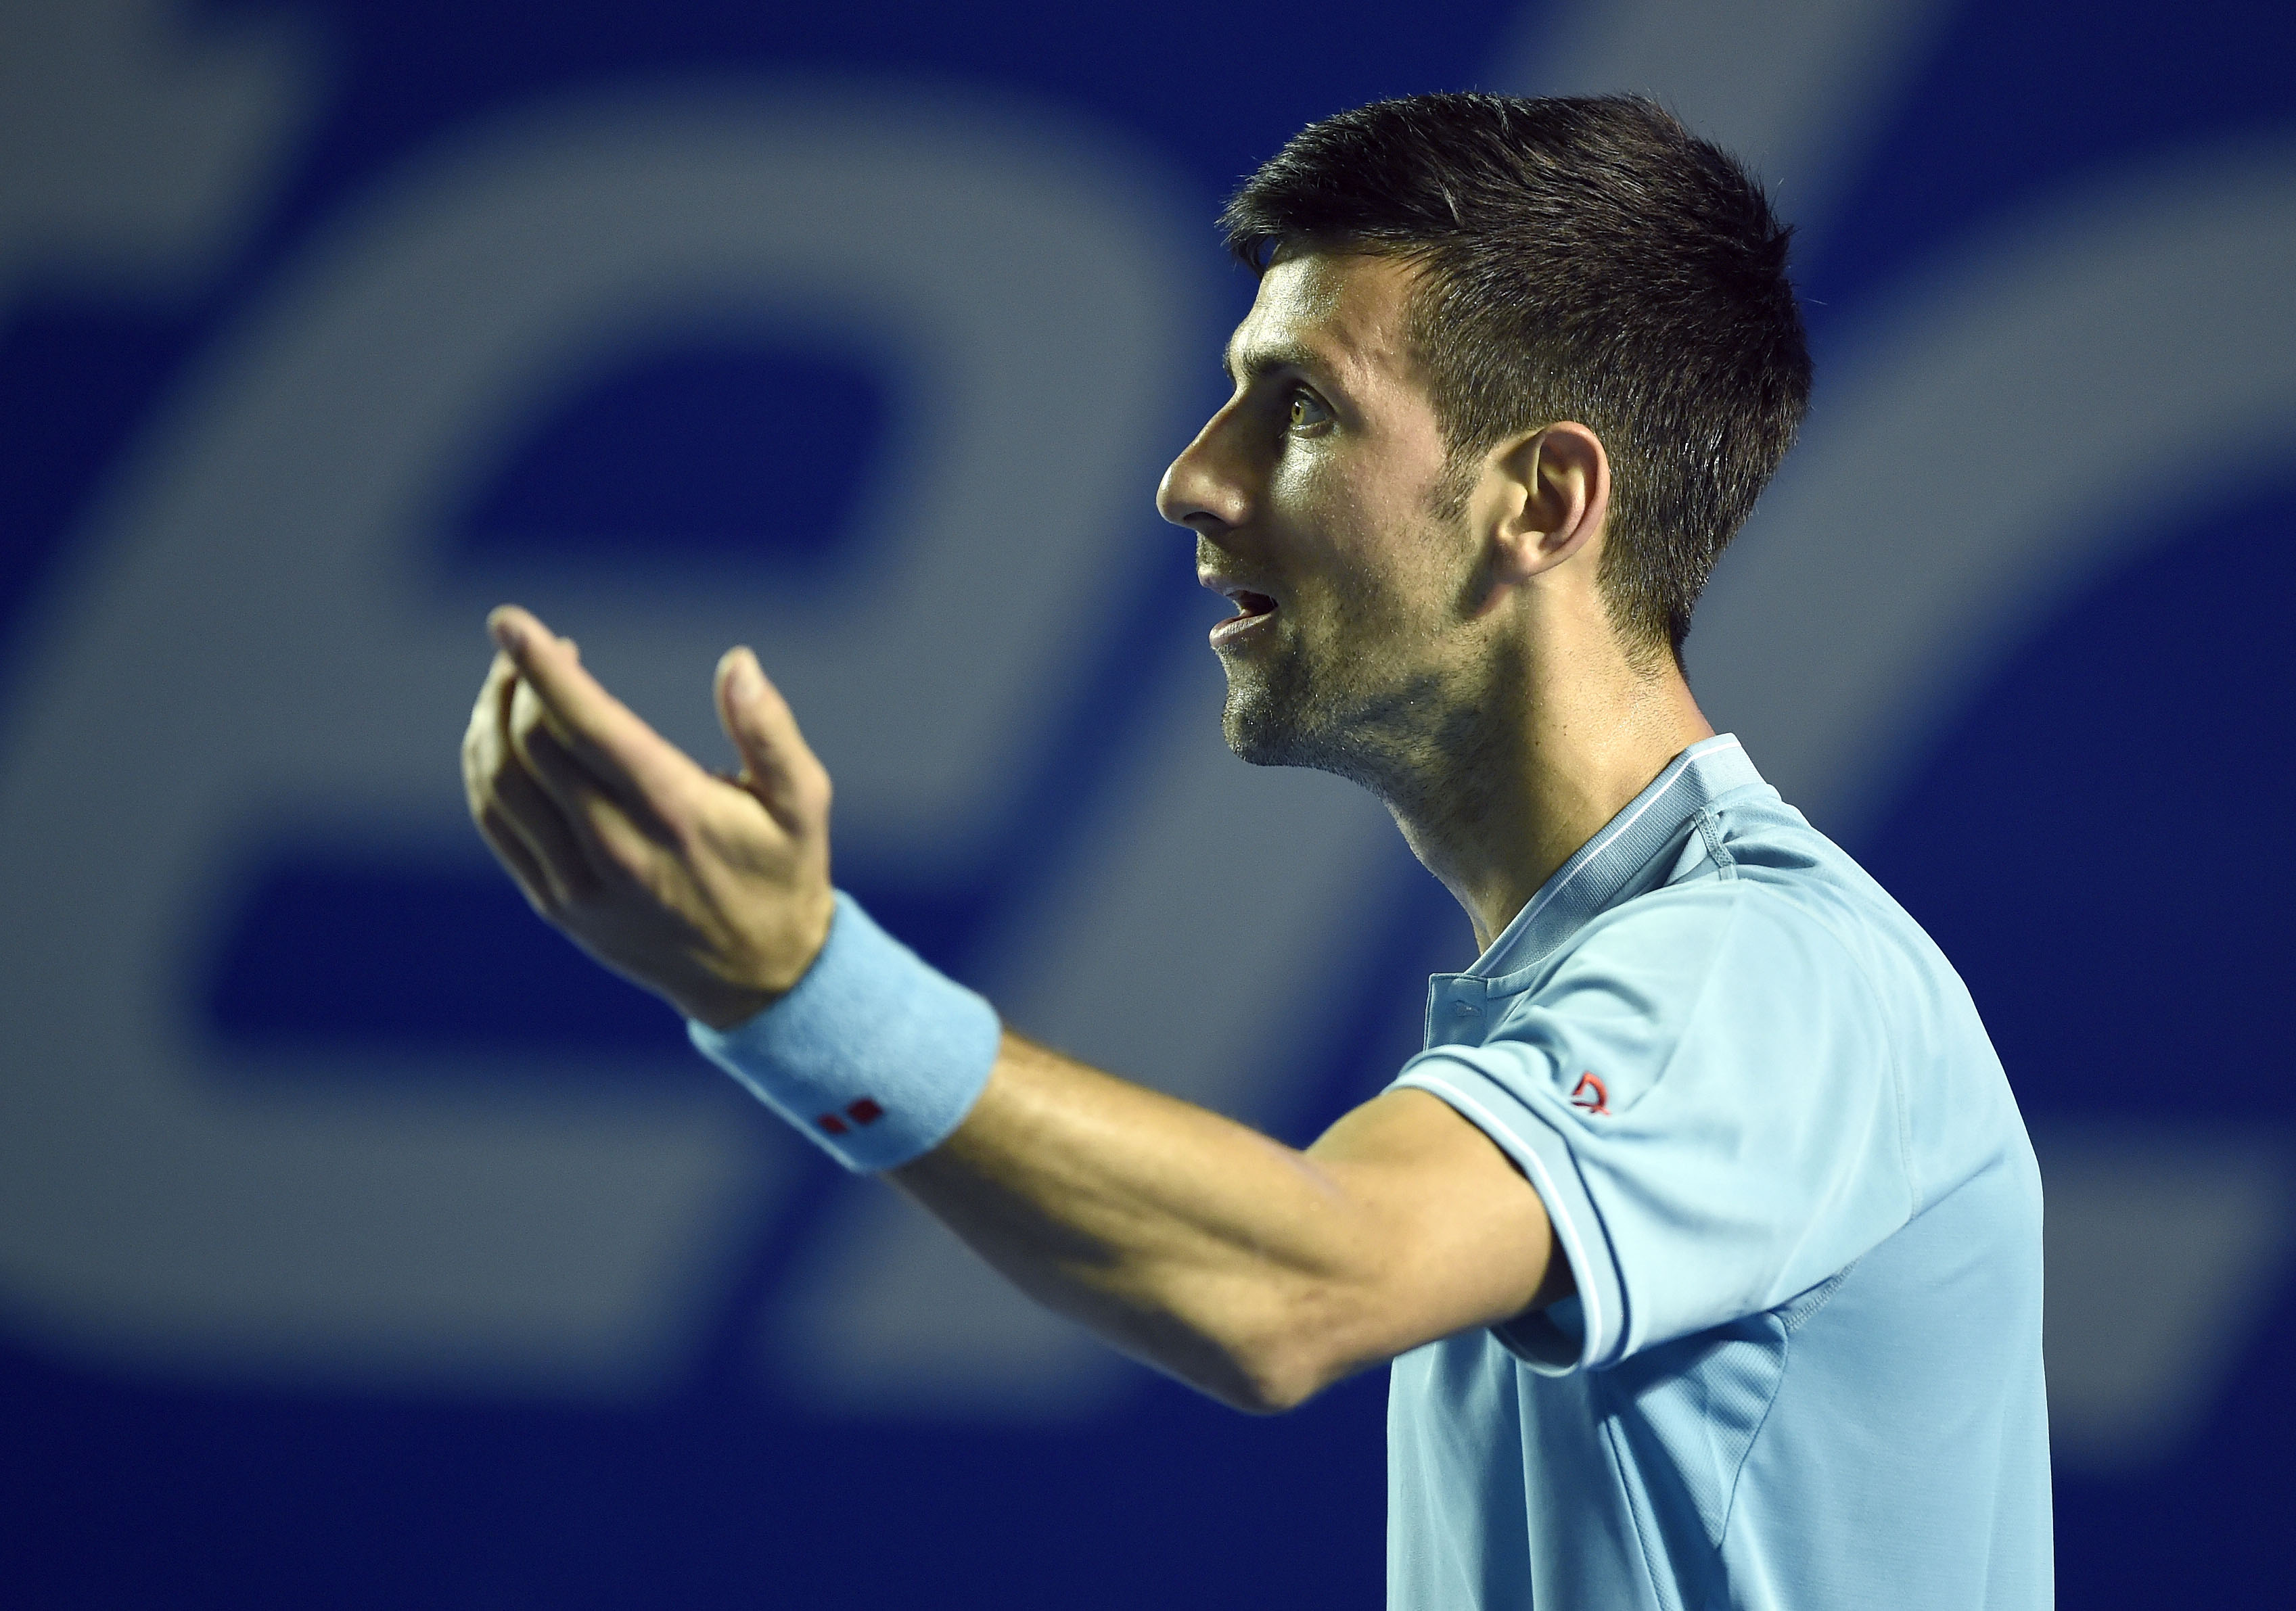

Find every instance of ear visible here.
[1483,422,1610,588]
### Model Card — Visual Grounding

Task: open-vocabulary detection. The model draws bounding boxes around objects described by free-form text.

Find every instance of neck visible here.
[1382,632,1714,956]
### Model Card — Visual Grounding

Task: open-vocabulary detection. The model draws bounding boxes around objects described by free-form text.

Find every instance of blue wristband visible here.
[687,891,1001,1171]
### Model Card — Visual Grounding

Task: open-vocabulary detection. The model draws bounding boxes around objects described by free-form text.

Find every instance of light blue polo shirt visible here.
[1385,734,2050,1610]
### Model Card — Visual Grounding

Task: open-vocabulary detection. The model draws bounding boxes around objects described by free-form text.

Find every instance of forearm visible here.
[459,622,1557,1409]
[890,1032,1536,1412]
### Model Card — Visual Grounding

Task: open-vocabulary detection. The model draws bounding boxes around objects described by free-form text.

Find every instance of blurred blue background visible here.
[2,0,2292,1604]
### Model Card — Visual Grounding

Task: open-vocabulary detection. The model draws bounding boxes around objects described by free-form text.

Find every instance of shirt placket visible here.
[1422,974,1494,1050]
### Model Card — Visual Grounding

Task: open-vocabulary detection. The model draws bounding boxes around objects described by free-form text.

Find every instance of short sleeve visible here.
[1391,886,1914,1374]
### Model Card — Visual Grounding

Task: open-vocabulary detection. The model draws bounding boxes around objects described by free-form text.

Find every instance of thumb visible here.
[714,647,829,826]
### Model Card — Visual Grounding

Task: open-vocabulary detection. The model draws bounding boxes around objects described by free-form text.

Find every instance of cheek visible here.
[1266,452,1460,630]
[1269,456,1383,578]
[1264,450,1337,534]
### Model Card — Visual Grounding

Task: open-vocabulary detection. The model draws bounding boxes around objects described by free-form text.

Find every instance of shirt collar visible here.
[1469,733,1765,978]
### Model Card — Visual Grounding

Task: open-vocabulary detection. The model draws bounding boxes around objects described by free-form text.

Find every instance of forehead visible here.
[1225,251,1425,393]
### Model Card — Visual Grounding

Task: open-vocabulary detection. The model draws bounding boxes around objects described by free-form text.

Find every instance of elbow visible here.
[1225,1375,1318,1418]
[1098,1269,1377,1415]
[1199,1331,1340,1416]
[1201,1368,1314,1418]
[1186,1276,1391,1414]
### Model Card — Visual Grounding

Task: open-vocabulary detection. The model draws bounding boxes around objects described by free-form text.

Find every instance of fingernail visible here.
[489,613,525,653]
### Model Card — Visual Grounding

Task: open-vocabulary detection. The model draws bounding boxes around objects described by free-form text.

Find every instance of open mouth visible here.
[1209,588,1278,648]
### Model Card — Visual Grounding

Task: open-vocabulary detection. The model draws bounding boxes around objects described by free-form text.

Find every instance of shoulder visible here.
[1482,799,1949,1085]
[1499,880,1898,1097]
[1693,784,2027,1199]
[1514,860,1878,1021]
[1690,785,1969,1027]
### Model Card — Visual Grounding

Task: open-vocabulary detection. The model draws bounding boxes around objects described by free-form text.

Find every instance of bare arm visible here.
[899,1038,1568,1410]
[463,606,1569,1411]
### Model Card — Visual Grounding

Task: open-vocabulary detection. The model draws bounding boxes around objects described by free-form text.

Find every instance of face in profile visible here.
[1159,251,1485,789]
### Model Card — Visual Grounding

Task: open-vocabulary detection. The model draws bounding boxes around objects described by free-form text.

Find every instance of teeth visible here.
[1208,581,1276,617]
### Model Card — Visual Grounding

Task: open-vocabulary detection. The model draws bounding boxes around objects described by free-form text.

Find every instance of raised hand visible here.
[459,604,836,1029]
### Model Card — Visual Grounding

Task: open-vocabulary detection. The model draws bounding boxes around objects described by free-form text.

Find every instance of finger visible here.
[714,646,830,828]
[459,650,520,801]
[488,605,705,812]
[513,704,666,881]
[466,651,602,906]
[508,674,670,845]
[486,728,605,905]
[495,647,674,845]
[474,800,558,915]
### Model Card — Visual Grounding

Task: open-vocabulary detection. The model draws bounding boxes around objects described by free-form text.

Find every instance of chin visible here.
[1220,682,1347,774]
[1220,705,1293,768]
[1219,655,1446,801]
[1216,636,1406,785]
[1220,678,1301,767]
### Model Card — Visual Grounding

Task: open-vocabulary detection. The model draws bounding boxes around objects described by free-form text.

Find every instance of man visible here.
[463,93,2050,1608]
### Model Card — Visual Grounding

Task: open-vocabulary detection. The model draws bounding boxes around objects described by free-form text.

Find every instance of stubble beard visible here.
[1220,635,1330,769]
[1218,465,1487,801]
[1218,616,1465,806]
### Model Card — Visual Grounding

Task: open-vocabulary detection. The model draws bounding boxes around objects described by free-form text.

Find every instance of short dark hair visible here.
[1220,93,1812,665]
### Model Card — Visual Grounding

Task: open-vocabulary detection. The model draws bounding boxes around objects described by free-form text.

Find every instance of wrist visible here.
[679,886,837,1031]
[687,891,1001,1171]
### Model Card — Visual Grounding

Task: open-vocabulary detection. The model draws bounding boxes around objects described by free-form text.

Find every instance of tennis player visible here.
[463,93,2050,1608]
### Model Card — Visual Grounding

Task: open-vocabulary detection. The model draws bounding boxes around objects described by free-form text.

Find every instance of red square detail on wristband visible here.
[816,1113,849,1135]
[846,1098,886,1126]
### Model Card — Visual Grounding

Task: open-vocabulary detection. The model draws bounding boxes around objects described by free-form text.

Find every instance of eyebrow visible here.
[1222,335,1328,386]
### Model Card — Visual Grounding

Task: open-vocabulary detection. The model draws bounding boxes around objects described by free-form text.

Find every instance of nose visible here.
[1155,400,1252,534]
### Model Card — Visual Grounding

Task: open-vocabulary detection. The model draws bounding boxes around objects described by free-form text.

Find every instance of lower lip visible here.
[1210,607,1276,649]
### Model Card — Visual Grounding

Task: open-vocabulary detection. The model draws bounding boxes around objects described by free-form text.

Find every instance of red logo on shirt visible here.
[1569,1073,1609,1116]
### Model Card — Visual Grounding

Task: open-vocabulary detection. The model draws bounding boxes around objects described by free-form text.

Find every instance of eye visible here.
[1286,389,1332,431]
